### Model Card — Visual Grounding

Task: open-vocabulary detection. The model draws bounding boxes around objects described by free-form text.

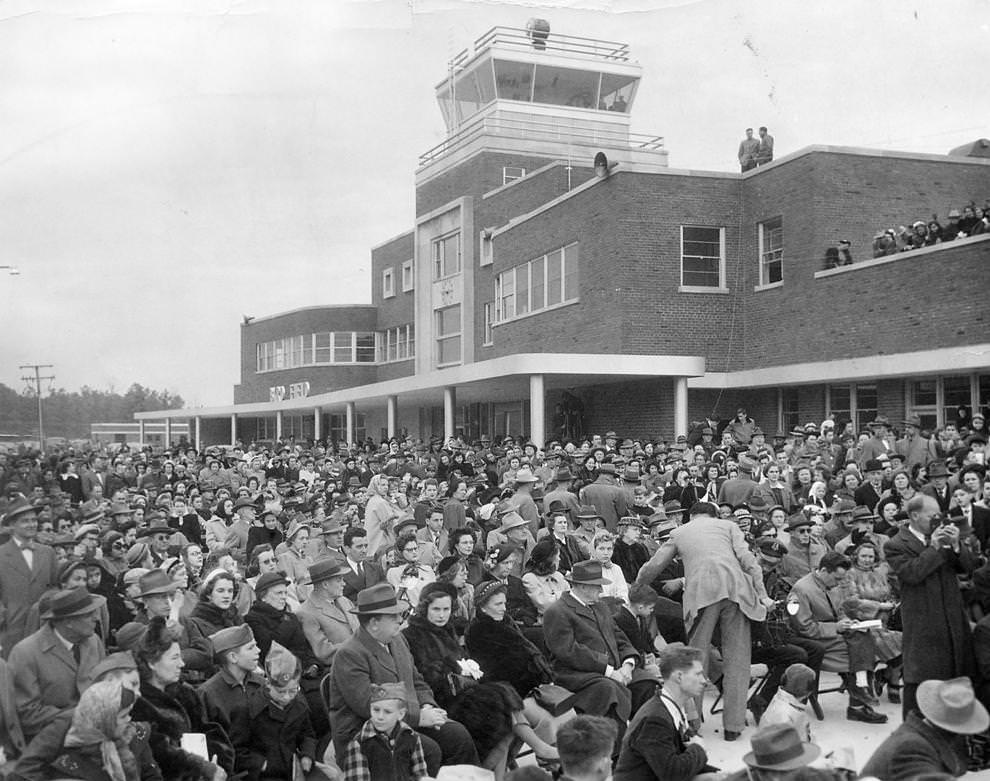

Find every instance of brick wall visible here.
[371,232,415,329]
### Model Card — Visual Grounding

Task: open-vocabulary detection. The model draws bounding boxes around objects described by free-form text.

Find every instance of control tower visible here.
[417,21,668,181]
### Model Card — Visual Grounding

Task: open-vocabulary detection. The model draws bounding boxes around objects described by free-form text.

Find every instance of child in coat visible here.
[760,663,815,742]
[341,683,430,781]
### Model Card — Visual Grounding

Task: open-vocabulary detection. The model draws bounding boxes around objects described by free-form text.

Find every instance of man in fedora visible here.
[738,723,822,781]
[297,559,359,668]
[543,559,640,750]
[922,460,954,514]
[543,465,582,520]
[855,458,887,512]
[859,414,895,469]
[579,464,629,532]
[7,587,106,741]
[485,511,535,576]
[862,677,989,780]
[133,569,211,672]
[511,467,542,537]
[898,414,930,470]
[636,501,775,741]
[0,499,58,657]
[329,583,478,774]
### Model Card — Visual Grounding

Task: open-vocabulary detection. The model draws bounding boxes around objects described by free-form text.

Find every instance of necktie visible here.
[19,542,34,551]
[72,643,82,664]
[357,562,364,580]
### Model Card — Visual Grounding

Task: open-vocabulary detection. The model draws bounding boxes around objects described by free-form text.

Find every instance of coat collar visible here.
[356,627,398,675]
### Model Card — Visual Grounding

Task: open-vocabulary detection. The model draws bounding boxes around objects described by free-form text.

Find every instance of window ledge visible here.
[492,298,580,328]
[813,234,990,279]
[380,357,415,365]
[383,292,395,299]
[678,285,730,294]
[753,281,783,292]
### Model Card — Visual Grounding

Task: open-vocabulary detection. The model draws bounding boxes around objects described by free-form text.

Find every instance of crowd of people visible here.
[1,405,990,780]
[870,200,989,259]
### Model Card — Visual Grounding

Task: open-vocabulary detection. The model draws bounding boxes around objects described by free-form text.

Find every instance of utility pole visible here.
[20,363,54,451]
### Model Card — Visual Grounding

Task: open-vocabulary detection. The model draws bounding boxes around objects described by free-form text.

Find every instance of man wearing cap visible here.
[820,498,857,549]
[579,465,629,533]
[0,499,58,656]
[922,461,954,514]
[8,587,107,741]
[329,583,478,774]
[297,559,359,671]
[736,724,822,781]
[886,494,977,718]
[543,466,582,520]
[226,497,255,564]
[201,624,265,772]
[863,676,988,780]
[543,560,640,747]
[717,457,759,507]
[897,414,931,471]
[859,415,895,470]
[778,514,828,584]
[855,458,886,512]
[636,502,775,740]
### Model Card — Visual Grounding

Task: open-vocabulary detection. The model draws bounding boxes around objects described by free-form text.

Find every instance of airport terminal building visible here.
[137,24,990,449]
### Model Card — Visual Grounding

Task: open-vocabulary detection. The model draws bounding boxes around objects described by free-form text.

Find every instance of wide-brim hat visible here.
[233,496,257,510]
[617,515,646,529]
[598,463,618,476]
[928,461,951,478]
[309,559,350,585]
[743,724,821,770]
[40,587,105,620]
[851,506,878,523]
[903,414,922,428]
[496,511,529,533]
[917,677,990,734]
[553,467,574,482]
[74,523,101,541]
[349,583,409,615]
[321,520,345,534]
[574,504,604,523]
[136,569,180,598]
[565,559,612,586]
[2,499,36,525]
[785,514,814,531]
[137,525,172,539]
[868,415,891,429]
[513,468,539,484]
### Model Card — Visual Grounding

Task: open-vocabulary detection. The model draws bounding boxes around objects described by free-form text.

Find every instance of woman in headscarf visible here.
[47,680,160,780]
[363,473,403,557]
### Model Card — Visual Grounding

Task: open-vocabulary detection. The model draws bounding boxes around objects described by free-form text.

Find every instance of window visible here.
[355,333,376,363]
[328,413,367,445]
[502,166,526,184]
[827,383,878,431]
[480,231,493,267]
[483,303,494,346]
[944,376,971,424]
[436,304,462,366]
[378,324,415,363]
[494,243,579,323]
[433,232,461,279]
[401,260,414,292]
[680,226,725,289]
[781,388,800,432]
[314,332,332,364]
[855,384,878,433]
[333,332,354,364]
[257,332,376,371]
[382,267,395,298]
[758,217,783,286]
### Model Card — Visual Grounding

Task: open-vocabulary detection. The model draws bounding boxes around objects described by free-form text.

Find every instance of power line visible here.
[19,363,54,450]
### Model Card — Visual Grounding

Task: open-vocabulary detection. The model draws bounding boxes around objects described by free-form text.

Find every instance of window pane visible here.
[944,376,972,422]
[599,72,635,112]
[333,332,353,363]
[408,324,415,357]
[913,380,937,406]
[531,256,545,310]
[762,218,783,284]
[356,333,376,362]
[499,272,515,319]
[782,388,800,431]
[438,336,461,365]
[547,250,562,306]
[437,305,461,337]
[494,59,534,102]
[314,332,332,364]
[516,263,530,316]
[856,384,878,432]
[533,64,599,109]
[682,256,720,287]
[387,330,397,361]
[563,244,579,301]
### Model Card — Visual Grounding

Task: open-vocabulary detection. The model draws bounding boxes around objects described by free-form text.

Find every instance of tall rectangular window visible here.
[436,304,462,366]
[531,255,545,310]
[355,333,376,363]
[401,260,414,292]
[432,232,461,279]
[382,267,395,298]
[547,250,562,306]
[563,244,579,301]
[314,332,332,364]
[828,385,851,425]
[944,376,972,424]
[759,217,783,286]
[681,226,725,288]
[332,332,353,363]
[781,388,800,432]
[516,262,530,316]
[483,303,494,345]
[855,384,878,433]
[496,270,515,322]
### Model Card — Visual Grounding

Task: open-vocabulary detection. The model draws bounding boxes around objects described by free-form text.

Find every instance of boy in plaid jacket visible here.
[342,683,429,781]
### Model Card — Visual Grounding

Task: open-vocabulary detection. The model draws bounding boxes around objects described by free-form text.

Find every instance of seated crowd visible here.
[1,407,990,780]
[869,199,989,259]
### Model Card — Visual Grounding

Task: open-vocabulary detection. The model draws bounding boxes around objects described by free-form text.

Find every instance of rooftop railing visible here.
[419,114,664,166]
[450,26,630,69]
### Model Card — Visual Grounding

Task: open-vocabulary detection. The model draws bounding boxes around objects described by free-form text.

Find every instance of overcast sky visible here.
[0,0,986,408]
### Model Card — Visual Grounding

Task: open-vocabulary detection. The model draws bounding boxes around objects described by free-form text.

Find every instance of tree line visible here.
[0,382,184,440]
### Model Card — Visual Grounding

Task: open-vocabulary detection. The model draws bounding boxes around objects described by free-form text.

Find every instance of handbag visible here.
[530,683,577,717]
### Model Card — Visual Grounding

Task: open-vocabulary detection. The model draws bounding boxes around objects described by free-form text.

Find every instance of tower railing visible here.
[450,26,630,69]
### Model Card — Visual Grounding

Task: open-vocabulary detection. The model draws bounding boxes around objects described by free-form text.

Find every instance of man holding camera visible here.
[885,494,977,718]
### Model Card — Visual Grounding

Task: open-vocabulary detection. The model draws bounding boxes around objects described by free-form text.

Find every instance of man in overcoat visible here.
[885,494,977,718]
[328,583,478,775]
[579,464,628,532]
[636,502,774,740]
[296,559,359,667]
[0,500,58,657]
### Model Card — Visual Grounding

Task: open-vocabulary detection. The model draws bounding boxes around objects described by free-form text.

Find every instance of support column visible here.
[138,419,146,446]
[443,387,456,441]
[313,408,321,442]
[529,374,545,450]
[194,417,202,451]
[164,417,172,448]
[230,413,237,446]
[387,396,398,440]
[673,377,689,439]
[276,409,283,441]
[346,402,356,447]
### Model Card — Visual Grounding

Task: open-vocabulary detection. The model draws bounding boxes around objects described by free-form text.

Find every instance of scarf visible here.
[63,681,139,781]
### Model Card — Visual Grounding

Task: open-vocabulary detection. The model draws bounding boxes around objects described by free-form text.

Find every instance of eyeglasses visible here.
[112,542,126,549]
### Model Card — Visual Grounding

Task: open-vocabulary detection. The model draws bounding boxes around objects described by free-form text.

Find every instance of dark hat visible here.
[565,559,612,586]
[864,459,884,473]
[137,525,172,539]
[136,569,179,598]
[748,494,769,511]
[663,500,685,516]
[369,682,407,704]
[903,414,922,428]
[210,624,255,655]
[756,538,788,559]
[233,496,257,510]
[621,467,642,483]
[40,587,104,620]
[321,519,345,534]
[928,461,950,478]
[851,506,878,523]
[474,579,507,608]
[81,507,105,524]
[868,414,891,429]
[436,556,461,577]
[309,559,350,585]
[255,571,289,595]
[831,498,856,515]
[394,516,420,536]
[785,514,815,531]
[737,458,756,475]
[917,677,990,734]
[349,583,409,615]
[554,467,575,482]
[109,502,132,516]
[114,622,148,651]
[2,499,36,525]
[598,463,618,476]
[743,724,820,770]
[617,515,646,529]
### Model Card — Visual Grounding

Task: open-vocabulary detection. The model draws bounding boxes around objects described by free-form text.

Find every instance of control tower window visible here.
[599,73,636,113]
[494,60,534,102]
[533,65,600,109]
